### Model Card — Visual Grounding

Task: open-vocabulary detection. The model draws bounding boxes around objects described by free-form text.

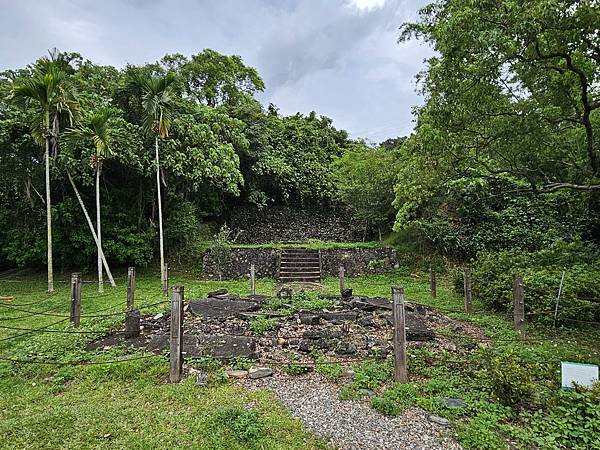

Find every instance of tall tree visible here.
[66,110,115,291]
[136,72,176,291]
[11,61,76,292]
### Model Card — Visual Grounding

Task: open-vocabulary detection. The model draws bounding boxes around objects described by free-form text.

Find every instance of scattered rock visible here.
[226,369,249,379]
[302,329,342,340]
[277,287,293,299]
[341,288,353,298]
[386,313,435,341]
[428,414,450,426]
[248,367,273,379]
[188,298,260,318]
[335,341,357,355]
[152,313,164,320]
[207,288,228,297]
[358,388,376,398]
[415,305,427,316]
[442,398,466,408]
[299,313,321,325]
[319,311,359,322]
[146,333,257,359]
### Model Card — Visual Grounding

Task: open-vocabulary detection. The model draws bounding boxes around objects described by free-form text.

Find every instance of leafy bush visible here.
[520,384,600,450]
[381,383,418,410]
[283,362,310,375]
[484,349,535,407]
[352,359,393,390]
[371,396,401,416]
[471,241,600,322]
[249,316,277,336]
[315,361,345,380]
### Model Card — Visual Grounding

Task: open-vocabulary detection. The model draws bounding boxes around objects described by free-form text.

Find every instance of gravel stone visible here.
[242,373,462,450]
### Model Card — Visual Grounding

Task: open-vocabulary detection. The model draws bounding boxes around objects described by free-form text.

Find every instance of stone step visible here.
[279,269,321,277]
[281,251,319,256]
[280,255,320,261]
[280,263,321,269]
[279,275,322,282]
[279,248,321,283]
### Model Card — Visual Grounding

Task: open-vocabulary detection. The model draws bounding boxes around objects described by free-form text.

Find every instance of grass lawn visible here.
[1,269,599,449]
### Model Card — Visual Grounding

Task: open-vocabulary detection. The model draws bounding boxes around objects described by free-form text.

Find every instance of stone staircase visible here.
[278,248,322,283]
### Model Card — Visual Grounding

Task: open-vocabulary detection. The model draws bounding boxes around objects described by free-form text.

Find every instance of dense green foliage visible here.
[471,241,600,321]
[0,50,356,270]
[391,0,600,258]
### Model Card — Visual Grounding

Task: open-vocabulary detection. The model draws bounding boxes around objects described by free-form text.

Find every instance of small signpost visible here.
[561,362,599,389]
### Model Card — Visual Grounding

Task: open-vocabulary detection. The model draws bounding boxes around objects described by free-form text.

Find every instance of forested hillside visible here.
[0,50,374,271]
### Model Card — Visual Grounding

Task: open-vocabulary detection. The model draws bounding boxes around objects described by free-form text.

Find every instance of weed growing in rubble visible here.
[249,315,278,336]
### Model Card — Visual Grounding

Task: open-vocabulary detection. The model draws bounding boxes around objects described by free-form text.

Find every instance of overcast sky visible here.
[0,0,432,143]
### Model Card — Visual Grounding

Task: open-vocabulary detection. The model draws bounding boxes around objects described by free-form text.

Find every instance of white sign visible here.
[561,362,599,389]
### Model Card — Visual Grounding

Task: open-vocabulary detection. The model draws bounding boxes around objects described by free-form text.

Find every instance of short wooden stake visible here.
[513,275,525,331]
[463,268,472,313]
[339,266,345,294]
[250,264,256,295]
[170,285,184,383]
[125,309,140,338]
[392,286,408,383]
[429,267,436,299]
[70,272,81,327]
[127,266,136,311]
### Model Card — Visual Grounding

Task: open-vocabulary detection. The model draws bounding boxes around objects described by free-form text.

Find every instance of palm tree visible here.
[12,62,76,293]
[136,72,176,292]
[66,110,115,292]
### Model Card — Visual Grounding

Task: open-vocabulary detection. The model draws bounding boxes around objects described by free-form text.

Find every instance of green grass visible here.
[330,272,600,450]
[2,269,600,449]
[0,271,326,449]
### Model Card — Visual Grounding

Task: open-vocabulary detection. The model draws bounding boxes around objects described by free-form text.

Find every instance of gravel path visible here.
[242,373,462,450]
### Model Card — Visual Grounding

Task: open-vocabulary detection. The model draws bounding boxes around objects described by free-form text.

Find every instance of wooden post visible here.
[339,266,345,294]
[463,268,472,313]
[250,264,256,295]
[70,272,81,327]
[392,286,408,383]
[125,309,140,338]
[127,266,135,311]
[513,275,525,331]
[429,266,436,299]
[170,285,184,383]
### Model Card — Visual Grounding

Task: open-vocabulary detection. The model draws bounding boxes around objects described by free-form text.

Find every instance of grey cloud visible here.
[0,0,433,142]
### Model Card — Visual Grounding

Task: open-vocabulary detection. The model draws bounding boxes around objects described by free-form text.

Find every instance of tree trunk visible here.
[67,171,116,287]
[96,163,103,293]
[155,136,166,291]
[45,110,53,293]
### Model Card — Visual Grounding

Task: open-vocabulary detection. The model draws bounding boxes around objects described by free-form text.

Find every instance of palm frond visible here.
[135,72,176,138]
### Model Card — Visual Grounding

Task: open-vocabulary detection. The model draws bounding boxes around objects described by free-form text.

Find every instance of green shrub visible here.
[283,362,310,375]
[352,359,393,390]
[382,383,418,410]
[371,396,401,416]
[521,384,600,450]
[471,242,600,322]
[485,349,535,407]
[315,361,345,380]
[249,316,278,336]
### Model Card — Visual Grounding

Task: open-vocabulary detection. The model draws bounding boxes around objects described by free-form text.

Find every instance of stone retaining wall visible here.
[202,247,397,280]
[228,206,360,243]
